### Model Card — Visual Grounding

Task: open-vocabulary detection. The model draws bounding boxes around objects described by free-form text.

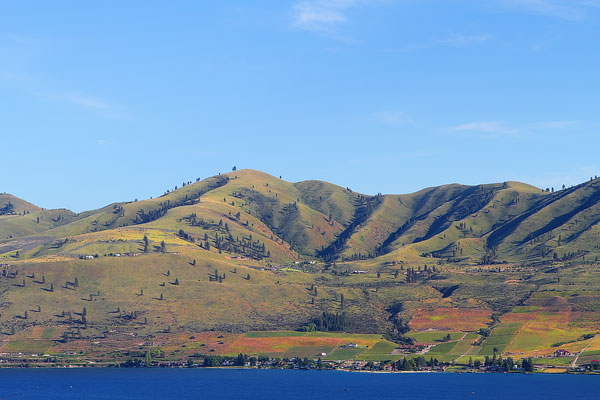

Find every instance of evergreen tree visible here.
[143,235,150,253]
[522,357,534,372]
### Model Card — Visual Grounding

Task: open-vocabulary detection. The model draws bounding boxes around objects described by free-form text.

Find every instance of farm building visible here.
[553,349,572,357]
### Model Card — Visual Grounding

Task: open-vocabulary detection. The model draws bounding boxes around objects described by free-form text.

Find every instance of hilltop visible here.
[1,169,600,369]
[3,169,600,265]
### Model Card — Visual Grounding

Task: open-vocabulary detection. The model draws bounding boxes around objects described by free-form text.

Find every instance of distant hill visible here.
[2,170,600,264]
[2,170,600,363]
[0,193,41,215]
[0,193,76,241]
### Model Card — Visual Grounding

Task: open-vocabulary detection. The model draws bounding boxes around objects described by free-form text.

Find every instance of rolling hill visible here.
[4,170,600,266]
[1,169,600,365]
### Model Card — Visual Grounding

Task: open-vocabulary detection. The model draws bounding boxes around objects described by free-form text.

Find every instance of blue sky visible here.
[1,1,599,212]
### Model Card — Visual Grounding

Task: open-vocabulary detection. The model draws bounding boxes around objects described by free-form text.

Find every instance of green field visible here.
[533,357,573,366]
[479,323,521,355]
[406,331,463,343]
[305,332,382,339]
[427,341,457,356]
[577,350,600,365]
[511,306,541,313]
[441,334,479,362]
[359,354,405,362]
[0,340,53,354]
[281,345,335,358]
[327,347,367,360]
[40,328,57,339]
[356,341,400,361]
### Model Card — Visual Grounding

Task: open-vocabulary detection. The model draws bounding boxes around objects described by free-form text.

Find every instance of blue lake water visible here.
[0,369,597,399]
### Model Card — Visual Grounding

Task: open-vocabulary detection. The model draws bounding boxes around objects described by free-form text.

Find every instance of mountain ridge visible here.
[2,170,600,366]
[2,169,600,265]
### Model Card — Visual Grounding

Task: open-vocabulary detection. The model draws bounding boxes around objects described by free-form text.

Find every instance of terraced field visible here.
[479,323,522,356]
[357,340,402,361]
[409,307,491,331]
[406,331,463,343]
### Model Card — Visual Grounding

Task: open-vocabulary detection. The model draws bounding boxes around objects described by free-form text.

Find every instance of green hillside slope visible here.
[2,170,600,364]
[4,171,600,266]
[0,193,41,215]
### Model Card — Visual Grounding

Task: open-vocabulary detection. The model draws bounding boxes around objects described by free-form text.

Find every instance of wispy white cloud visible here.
[341,150,440,167]
[451,119,581,137]
[63,93,112,111]
[0,71,38,83]
[501,0,597,20]
[437,34,492,47]
[1,34,130,120]
[452,121,518,135]
[292,1,350,33]
[291,0,383,36]
[372,32,492,54]
[0,33,36,45]
[529,120,579,129]
[373,109,415,126]
[36,91,131,119]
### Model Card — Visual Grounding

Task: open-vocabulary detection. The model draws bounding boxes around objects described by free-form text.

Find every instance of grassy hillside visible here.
[0,209,76,240]
[6,170,600,266]
[0,193,41,215]
[2,169,600,364]
[0,194,78,242]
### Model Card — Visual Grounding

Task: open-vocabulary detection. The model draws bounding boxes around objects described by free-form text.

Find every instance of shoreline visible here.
[0,365,595,375]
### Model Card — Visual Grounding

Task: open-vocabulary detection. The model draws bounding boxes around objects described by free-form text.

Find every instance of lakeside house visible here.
[553,349,572,357]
